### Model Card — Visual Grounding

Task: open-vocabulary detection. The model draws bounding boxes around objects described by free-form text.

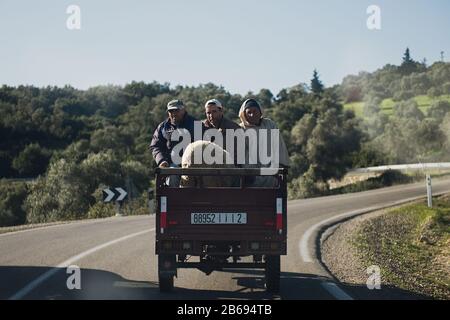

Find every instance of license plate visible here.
[191,213,247,224]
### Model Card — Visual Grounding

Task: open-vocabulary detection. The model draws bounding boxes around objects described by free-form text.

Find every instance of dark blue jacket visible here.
[149,113,197,166]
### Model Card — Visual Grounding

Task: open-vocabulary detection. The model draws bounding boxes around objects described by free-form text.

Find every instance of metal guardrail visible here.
[349,163,450,174]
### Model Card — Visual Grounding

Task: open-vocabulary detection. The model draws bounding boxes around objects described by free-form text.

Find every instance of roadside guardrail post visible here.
[426,174,432,208]
[115,201,123,216]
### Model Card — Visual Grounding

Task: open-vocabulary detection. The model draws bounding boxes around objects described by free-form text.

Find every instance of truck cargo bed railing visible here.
[155,167,287,176]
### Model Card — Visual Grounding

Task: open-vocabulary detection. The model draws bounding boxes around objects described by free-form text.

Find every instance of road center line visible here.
[9,228,155,300]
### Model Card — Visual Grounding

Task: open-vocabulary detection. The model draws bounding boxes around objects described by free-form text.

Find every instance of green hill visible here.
[344,95,450,118]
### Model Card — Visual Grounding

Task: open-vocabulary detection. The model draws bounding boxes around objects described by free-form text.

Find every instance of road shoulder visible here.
[321,198,450,300]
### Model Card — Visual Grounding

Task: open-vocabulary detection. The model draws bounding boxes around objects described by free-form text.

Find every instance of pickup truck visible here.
[154,167,287,293]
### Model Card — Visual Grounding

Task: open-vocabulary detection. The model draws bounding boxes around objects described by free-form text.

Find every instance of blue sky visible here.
[0,0,449,94]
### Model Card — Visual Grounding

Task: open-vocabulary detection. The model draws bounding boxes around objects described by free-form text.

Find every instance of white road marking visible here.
[321,282,353,300]
[0,215,155,238]
[299,206,378,263]
[9,228,155,300]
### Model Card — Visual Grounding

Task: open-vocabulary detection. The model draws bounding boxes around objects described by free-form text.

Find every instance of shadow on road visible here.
[0,266,431,300]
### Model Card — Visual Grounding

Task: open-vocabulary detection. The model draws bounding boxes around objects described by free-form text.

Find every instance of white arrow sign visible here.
[103,189,115,202]
[103,187,128,203]
[115,187,127,201]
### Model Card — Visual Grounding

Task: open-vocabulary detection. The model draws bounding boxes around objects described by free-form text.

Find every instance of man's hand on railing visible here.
[159,161,169,168]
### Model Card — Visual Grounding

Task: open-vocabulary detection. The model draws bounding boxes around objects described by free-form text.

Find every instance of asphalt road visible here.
[2,178,450,300]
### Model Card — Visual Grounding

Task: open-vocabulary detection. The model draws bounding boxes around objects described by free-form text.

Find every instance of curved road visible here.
[2,178,450,300]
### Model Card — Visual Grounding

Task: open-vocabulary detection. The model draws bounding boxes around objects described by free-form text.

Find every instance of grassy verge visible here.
[343,94,450,118]
[353,195,450,299]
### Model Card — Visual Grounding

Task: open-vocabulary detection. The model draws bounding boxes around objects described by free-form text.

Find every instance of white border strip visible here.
[321,282,353,300]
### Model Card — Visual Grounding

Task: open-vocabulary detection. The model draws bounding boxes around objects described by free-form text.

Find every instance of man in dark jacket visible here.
[149,99,197,168]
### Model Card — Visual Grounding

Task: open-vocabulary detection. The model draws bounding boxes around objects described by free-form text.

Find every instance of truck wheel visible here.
[265,255,280,293]
[158,254,175,292]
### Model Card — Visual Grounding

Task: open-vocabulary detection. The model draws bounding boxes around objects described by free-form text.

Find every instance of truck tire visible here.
[158,254,175,292]
[265,255,280,293]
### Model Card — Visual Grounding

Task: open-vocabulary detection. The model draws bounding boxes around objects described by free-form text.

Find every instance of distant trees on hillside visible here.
[1,48,450,226]
[339,48,450,103]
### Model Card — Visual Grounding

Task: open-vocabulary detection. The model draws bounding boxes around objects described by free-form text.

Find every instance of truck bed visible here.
[154,168,287,255]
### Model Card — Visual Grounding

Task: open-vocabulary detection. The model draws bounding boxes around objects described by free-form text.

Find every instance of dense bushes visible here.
[0,180,28,226]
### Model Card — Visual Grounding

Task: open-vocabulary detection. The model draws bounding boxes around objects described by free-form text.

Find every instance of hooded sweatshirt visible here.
[238,101,290,167]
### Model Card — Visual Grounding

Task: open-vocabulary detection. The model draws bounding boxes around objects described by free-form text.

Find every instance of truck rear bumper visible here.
[156,238,286,256]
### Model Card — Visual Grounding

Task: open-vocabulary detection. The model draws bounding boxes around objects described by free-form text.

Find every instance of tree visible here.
[268,101,307,135]
[428,100,450,122]
[310,69,324,96]
[393,100,424,121]
[344,85,363,103]
[402,47,414,65]
[290,105,362,182]
[399,47,420,75]
[371,117,444,164]
[440,113,450,153]
[392,90,415,102]
[289,167,320,199]
[427,87,441,98]
[362,112,389,139]
[26,159,90,223]
[90,126,133,155]
[291,114,316,149]
[363,97,382,118]
[80,151,123,191]
[400,73,431,96]
[372,118,419,163]
[120,160,150,199]
[351,143,386,168]
[12,143,51,177]
[442,82,450,95]
[414,119,445,158]
[256,89,274,109]
[0,180,28,227]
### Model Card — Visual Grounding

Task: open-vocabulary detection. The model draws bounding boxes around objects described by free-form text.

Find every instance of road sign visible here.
[103,187,128,203]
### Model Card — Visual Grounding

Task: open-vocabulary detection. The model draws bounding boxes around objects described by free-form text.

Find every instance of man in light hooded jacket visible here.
[239,98,290,187]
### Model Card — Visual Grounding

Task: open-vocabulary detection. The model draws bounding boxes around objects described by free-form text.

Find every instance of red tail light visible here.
[160,196,167,233]
[276,197,282,234]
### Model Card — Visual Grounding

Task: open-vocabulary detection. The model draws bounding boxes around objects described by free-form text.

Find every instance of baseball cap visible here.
[167,99,185,111]
[204,98,223,109]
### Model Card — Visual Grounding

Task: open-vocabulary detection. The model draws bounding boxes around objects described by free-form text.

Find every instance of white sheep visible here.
[180,140,238,188]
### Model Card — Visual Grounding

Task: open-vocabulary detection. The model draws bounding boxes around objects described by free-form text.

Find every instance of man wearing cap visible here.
[149,99,197,169]
[203,98,240,152]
